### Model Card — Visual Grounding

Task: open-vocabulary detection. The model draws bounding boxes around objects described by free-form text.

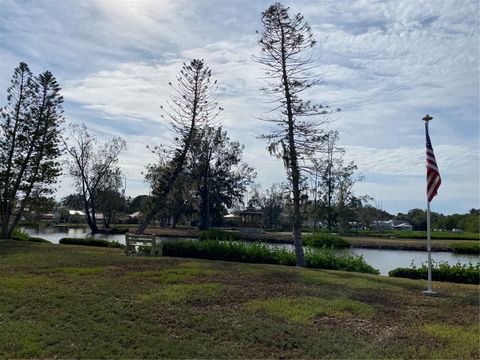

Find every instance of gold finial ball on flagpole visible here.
[423,114,433,122]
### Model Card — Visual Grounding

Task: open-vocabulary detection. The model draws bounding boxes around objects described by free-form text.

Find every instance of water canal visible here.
[23,226,479,275]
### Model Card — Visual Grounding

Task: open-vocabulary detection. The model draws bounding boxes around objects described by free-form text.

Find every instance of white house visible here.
[370,220,413,231]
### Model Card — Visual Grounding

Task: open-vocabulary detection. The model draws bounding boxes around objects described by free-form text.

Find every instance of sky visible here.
[0,0,478,215]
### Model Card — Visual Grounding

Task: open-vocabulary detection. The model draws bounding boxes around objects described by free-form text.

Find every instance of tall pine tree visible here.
[255,4,339,266]
[0,63,64,238]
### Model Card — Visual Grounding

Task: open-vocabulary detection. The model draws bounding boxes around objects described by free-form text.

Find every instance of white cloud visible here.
[1,0,478,213]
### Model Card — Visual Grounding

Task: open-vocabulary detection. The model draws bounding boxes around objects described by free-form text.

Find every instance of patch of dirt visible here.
[313,316,399,341]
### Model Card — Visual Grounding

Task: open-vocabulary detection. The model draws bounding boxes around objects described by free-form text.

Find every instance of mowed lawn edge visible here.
[0,240,478,359]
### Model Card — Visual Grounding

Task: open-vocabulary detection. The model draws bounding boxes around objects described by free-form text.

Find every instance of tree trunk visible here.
[280,26,306,267]
[1,221,11,239]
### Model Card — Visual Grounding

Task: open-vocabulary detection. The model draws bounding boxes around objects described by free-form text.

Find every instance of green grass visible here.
[451,241,480,254]
[247,296,375,323]
[0,240,478,359]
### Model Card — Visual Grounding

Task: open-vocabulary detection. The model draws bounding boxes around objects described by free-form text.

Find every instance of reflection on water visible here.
[22,226,125,244]
[22,226,479,275]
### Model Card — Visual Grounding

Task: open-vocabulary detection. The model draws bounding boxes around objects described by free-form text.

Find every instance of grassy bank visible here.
[351,230,480,240]
[345,236,479,252]
[0,240,478,359]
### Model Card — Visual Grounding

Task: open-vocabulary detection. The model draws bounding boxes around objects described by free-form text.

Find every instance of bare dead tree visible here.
[65,123,126,234]
[135,59,222,234]
[254,3,339,266]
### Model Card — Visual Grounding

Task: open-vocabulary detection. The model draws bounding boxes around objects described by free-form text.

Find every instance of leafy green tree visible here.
[128,195,152,214]
[96,189,127,229]
[62,193,84,210]
[250,183,288,229]
[145,161,195,227]
[255,3,338,266]
[0,63,64,238]
[190,126,255,229]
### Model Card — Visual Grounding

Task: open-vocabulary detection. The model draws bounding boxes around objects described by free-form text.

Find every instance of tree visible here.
[135,59,222,234]
[255,3,338,266]
[189,126,256,229]
[145,157,195,228]
[129,195,152,214]
[62,193,84,210]
[0,63,64,238]
[96,189,127,229]
[250,183,288,229]
[311,131,341,232]
[65,123,126,234]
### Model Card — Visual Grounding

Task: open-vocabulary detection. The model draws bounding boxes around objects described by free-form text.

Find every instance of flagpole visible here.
[426,200,432,292]
[422,114,437,295]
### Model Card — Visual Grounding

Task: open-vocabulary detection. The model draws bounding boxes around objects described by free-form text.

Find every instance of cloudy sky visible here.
[1,0,478,215]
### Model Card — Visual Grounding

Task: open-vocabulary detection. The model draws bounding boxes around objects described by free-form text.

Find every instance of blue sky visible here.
[1,0,478,215]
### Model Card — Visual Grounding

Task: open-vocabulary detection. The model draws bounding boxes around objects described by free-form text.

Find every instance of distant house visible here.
[40,213,55,221]
[348,221,365,231]
[370,220,413,231]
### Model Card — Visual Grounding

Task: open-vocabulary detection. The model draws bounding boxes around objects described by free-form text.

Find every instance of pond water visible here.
[23,226,479,276]
[264,243,479,275]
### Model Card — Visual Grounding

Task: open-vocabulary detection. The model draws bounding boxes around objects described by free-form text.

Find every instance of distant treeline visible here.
[395,208,479,233]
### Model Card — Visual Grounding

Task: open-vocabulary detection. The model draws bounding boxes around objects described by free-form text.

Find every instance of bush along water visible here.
[303,232,350,248]
[388,261,479,284]
[11,228,50,243]
[162,240,379,274]
[59,237,124,249]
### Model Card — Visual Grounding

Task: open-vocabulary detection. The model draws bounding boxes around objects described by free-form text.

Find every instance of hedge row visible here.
[163,240,379,274]
[303,232,350,248]
[388,261,479,284]
[59,237,124,248]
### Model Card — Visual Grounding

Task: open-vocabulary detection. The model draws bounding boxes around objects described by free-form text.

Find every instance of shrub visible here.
[303,232,350,248]
[59,237,125,249]
[26,236,51,243]
[305,249,378,274]
[138,245,153,254]
[450,242,479,255]
[10,229,50,243]
[163,240,378,274]
[11,228,30,241]
[199,229,240,241]
[388,261,479,284]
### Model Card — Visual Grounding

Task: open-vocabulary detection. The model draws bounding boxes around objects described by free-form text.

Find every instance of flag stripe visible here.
[425,123,441,202]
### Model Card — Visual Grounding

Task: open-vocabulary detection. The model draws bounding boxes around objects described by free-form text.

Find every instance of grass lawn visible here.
[0,240,478,359]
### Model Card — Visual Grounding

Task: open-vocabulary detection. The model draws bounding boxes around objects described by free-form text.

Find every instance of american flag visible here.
[425,123,441,202]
